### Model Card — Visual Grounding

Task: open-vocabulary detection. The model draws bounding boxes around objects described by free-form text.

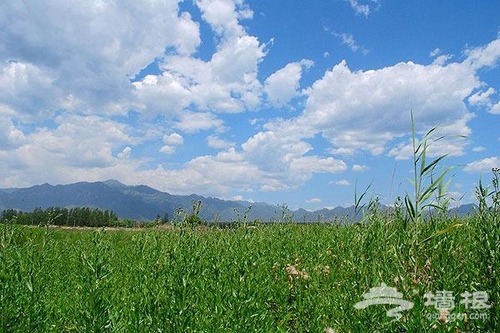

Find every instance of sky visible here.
[1,0,499,210]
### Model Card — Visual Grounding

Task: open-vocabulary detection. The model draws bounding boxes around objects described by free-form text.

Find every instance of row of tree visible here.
[1,207,124,227]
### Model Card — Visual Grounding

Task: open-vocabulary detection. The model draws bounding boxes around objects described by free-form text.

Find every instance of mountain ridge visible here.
[0,180,476,222]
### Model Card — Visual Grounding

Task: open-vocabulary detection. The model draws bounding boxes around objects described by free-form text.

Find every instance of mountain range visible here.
[0,180,476,222]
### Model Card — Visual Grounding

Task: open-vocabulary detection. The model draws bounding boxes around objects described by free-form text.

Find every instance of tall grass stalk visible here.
[405,111,454,225]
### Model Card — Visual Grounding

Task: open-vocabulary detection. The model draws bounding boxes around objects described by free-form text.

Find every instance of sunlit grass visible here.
[1,208,498,332]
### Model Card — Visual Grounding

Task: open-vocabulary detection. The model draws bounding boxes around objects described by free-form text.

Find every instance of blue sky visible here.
[1,0,499,209]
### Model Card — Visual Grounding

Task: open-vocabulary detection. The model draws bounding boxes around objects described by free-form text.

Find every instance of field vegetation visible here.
[1,169,498,332]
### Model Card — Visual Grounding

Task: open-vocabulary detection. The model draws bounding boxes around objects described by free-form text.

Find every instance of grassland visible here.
[1,207,498,332]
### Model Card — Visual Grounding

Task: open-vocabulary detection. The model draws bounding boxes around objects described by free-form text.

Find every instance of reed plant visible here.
[1,208,497,332]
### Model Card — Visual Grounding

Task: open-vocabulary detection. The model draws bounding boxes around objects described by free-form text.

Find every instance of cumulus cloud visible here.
[132,72,193,117]
[289,156,347,183]
[335,180,351,186]
[117,147,132,159]
[175,111,225,133]
[464,38,500,69]
[352,164,369,172]
[240,129,346,190]
[0,61,59,120]
[429,47,452,65]
[468,87,500,114]
[468,87,495,106]
[160,146,177,154]
[490,102,500,114]
[244,37,500,173]
[196,0,252,38]
[163,133,184,146]
[207,135,234,149]
[1,0,500,202]
[464,157,500,173]
[133,0,267,117]
[299,57,480,157]
[0,118,26,149]
[0,0,201,116]
[135,150,265,195]
[161,132,184,154]
[0,115,138,187]
[264,59,313,107]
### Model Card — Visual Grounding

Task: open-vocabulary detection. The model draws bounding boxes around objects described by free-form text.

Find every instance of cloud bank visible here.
[0,0,499,201]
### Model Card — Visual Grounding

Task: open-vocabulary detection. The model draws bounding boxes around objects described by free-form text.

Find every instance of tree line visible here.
[1,207,127,227]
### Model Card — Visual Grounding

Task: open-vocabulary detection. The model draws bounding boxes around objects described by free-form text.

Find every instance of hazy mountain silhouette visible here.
[0,180,476,222]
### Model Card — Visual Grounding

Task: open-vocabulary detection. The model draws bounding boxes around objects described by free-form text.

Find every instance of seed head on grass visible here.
[439,309,450,323]
[285,264,310,281]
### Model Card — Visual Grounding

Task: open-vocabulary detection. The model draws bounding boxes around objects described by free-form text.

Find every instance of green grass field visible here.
[1,209,498,332]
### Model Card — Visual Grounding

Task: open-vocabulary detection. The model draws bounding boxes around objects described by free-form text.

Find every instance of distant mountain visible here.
[0,180,477,222]
[0,180,274,221]
[449,203,477,216]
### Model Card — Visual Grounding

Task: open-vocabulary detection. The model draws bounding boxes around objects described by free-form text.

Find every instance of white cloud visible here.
[332,32,369,54]
[160,133,184,154]
[464,157,500,173]
[0,61,59,120]
[490,101,500,115]
[1,0,500,203]
[215,147,244,162]
[429,48,452,65]
[175,111,225,133]
[306,197,322,204]
[0,1,201,116]
[289,156,347,183]
[0,118,26,149]
[250,37,500,166]
[264,59,313,107]
[432,54,452,66]
[207,135,234,149]
[464,38,500,69]
[240,129,346,190]
[242,130,312,173]
[299,56,480,158]
[352,164,369,172]
[430,48,442,57]
[196,0,251,38]
[160,145,177,155]
[133,72,193,117]
[468,87,495,106]
[117,147,132,159]
[134,2,267,115]
[140,152,265,195]
[347,0,378,17]
[0,115,138,187]
[163,133,184,146]
[335,180,351,186]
